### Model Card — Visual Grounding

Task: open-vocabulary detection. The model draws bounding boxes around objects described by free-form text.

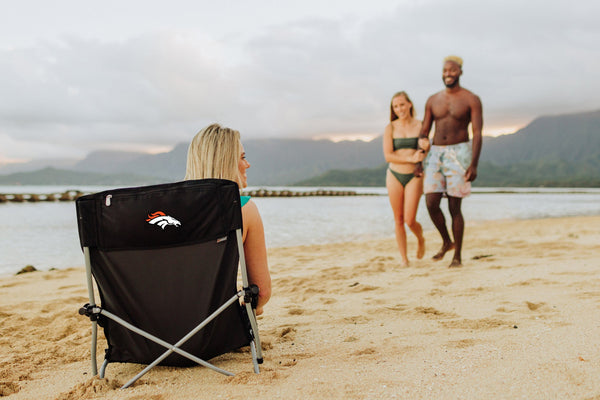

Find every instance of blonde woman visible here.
[383,92,426,266]
[185,123,271,315]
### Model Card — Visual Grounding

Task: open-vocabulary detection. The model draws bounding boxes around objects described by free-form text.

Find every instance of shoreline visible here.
[1,215,600,399]
[2,212,600,278]
[1,185,599,196]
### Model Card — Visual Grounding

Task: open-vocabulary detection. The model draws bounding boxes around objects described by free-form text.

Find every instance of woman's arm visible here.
[383,123,424,164]
[241,200,271,315]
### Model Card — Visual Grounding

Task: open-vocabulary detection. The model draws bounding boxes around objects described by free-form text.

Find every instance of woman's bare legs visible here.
[386,170,409,266]
[403,176,425,259]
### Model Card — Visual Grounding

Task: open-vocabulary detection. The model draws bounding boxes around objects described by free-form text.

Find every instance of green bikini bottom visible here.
[389,168,414,187]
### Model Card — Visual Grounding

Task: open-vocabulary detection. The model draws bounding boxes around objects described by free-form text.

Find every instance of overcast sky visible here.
[1,0,598,163]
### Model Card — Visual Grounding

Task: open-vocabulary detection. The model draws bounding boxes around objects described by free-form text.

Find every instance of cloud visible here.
[0,0,599,160]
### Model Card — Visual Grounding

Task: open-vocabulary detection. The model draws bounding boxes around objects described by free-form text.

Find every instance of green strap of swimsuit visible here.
[241,195,251,207]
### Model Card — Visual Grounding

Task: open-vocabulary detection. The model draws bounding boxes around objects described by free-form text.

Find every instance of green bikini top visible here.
[241,195,251,207]
[393,137,419,151]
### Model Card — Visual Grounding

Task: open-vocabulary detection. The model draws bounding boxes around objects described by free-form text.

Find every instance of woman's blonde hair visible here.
[184,123,242,185]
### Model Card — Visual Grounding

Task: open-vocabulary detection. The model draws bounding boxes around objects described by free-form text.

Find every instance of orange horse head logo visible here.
[146,211,181,230]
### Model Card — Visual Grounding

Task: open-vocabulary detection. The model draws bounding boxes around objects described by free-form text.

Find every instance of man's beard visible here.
[444,77,459,88]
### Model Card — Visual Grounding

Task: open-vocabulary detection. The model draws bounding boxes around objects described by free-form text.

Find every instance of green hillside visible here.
[297,159,600,188]
[0,167,164,186]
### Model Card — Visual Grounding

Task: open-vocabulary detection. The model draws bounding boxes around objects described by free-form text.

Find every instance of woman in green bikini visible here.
[383,91,426,266]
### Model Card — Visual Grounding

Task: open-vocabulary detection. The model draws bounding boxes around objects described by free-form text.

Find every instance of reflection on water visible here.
[1,186,599,275]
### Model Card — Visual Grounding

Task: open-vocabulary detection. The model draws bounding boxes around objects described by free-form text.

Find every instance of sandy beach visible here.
[1,216,599,399]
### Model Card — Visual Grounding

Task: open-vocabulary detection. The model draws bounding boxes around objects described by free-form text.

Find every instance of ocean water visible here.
[1,185,599,276]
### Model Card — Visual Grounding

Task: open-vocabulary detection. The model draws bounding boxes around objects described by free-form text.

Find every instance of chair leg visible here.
[245,303,263,363]
[99,359,109,379]
[83,247,99,376]
[91,321,98,376]
[250,340,260,373]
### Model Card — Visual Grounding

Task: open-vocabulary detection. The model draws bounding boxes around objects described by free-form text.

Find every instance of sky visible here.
[1,0,599,164]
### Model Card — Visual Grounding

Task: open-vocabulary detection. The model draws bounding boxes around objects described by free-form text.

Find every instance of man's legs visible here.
[447,195,464,267]
[425,193,454,260]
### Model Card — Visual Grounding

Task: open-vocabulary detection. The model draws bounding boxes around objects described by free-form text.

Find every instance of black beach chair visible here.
[76,179,263,389]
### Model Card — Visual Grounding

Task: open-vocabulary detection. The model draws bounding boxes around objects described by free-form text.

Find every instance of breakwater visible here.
[0,189,374,203]
[0,191,85,203]
[242,189,364,197]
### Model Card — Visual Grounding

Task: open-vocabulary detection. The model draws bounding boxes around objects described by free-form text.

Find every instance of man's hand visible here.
[414,162,424,178]
[412,150,426,163]
[465,165,477,182]
[418,137,431,152]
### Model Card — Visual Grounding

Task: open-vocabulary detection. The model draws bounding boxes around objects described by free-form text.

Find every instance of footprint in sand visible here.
[0,382,20,397]
[413,306,456,318]
[55,377,123,399]
[226,369,279,384]
[348,283,379,292]
[343,315,370,324]
[278,326,296,340]
[352,347,377,356]
[435,279,454,287]
[352,261,389,274]
[446,338,479,348]
[526,301,545,311]
[509,278,558,287]
[525,301,556,314]
[496,306,517,313]
[286,307,305,316]
[319,297,337,305]
[410,272,430,278]
[385,303,408,312]
[440,318,511,330]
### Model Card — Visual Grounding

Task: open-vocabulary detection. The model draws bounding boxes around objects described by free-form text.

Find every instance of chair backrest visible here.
[76,179,251,366]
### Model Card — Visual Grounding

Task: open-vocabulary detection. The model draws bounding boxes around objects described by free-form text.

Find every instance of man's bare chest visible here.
[432,97,471,120]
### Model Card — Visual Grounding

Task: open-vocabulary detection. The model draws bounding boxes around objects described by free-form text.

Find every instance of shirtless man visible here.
[416,55,483,267]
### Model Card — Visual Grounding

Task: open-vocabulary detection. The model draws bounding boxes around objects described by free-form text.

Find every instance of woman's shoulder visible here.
[241,197,261,217]
[384,122,394,135]
[241,198,263,229]
[412,119,423,133]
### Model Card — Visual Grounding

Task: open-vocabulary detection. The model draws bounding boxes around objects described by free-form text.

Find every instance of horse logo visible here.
[146,211,181,230]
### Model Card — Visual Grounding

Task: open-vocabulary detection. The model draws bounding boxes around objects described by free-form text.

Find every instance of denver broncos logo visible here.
[146,211,181,230]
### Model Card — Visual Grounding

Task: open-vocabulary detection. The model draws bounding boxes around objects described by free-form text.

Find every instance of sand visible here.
[1,216,599,400]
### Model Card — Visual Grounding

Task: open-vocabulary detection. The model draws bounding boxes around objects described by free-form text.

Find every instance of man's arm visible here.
[415,97,434,177]
[465,95,483,182]
[419,97,434,145]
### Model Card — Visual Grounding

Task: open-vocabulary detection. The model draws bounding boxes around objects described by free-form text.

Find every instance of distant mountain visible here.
[0,158,79,174]
[1,109,598,187]
[72,143,189,181]
[299,109,600,187]
[244,137,383,184]
[72,150,147,173]
[7,138,383,185]
[296,164,387,186]
[0,167,164,186]
[481,109,600,165]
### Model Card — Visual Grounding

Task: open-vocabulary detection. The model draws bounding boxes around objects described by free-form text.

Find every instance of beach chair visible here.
[76,179,263,389]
